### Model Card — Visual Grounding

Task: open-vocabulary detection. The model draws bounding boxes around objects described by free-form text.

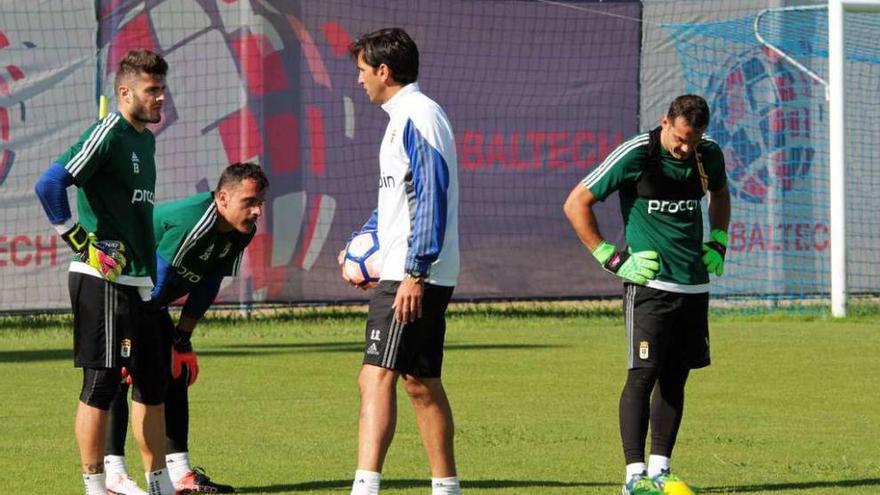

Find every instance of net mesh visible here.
[664,5,880,305]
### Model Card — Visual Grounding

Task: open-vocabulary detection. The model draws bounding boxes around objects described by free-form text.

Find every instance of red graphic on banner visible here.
[287,15,331,89]
[0,29,25,187]
[306,105,326,177]
[107,15,157,73]
[217,108,264,163]
[231,34,289,95]
[266,113,299,174]
[0,106,9,141]
[320,21,352,57]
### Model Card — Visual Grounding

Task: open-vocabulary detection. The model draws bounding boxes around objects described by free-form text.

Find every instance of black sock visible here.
[619,367,659,465]
[650,366,689,458]
[105,382,129,456]
[164,371,190,454]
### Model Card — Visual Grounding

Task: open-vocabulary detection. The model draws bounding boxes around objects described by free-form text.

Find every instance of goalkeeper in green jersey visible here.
[34,50,178,495]
[102,162,267,495]
[564,95,730,495]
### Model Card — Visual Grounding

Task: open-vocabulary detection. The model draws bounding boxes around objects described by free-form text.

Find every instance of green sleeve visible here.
[155,218,189,265]
[581,135,648,201]
[56,118,115,186]
[700,140,728,192]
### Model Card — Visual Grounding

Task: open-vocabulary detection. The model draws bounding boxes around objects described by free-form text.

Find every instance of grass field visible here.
[1,305,878,494]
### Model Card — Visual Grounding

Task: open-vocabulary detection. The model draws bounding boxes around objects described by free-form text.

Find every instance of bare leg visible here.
[356,364,399,471]
[403,375,456,477]
[131,401,166,471]
[76,401,109,474]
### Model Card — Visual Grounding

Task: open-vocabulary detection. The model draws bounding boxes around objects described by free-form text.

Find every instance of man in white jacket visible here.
[343,27,461,495]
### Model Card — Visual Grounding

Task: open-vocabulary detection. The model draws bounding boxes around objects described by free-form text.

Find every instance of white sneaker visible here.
[106,472,148,495]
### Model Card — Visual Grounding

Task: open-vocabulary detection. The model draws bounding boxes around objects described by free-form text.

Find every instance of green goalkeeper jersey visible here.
[56,112,156,285]
[154,192,255,304]
[582,127,727,292]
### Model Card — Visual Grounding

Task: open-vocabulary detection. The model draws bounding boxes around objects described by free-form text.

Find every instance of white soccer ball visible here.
[343,231,381,288]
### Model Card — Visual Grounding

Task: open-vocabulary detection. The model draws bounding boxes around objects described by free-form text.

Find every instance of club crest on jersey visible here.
[131,152,140,174]
[218,242,232,258]
[120,338,132,358]
[199,243,215,260]
[639,340,650,360]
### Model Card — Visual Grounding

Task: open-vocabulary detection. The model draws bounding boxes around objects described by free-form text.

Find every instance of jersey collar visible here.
[381,82,420,115]
[112,111,144,134]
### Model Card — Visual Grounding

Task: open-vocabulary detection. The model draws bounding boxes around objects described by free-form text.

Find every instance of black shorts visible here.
[69,272,171,379]
[362,281,454,377]
[623,283,710,370]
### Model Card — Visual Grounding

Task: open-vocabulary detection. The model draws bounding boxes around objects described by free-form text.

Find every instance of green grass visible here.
[1,308,878,494]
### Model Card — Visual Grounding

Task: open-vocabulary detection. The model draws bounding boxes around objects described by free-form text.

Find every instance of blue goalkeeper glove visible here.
[592,241,660,285]
[60,224,127,282]
[702,229,728,276]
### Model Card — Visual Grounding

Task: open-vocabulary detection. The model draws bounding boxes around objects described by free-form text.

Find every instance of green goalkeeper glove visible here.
[61,224,127,282]
[592,241,660,285]
[702,229,728,276]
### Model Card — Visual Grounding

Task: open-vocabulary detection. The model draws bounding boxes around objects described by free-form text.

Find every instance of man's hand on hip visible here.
[592,241,660,285]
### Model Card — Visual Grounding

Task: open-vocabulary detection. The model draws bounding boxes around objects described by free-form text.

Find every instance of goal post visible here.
[662,2,880,315]
[829,0,880,317]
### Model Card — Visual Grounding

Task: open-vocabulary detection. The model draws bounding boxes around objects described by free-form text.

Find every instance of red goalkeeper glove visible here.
[171,327,199,386]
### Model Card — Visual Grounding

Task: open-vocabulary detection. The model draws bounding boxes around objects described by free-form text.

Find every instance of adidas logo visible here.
[199,244,215,260]
[366,343,379,355]
[131,151,140,173]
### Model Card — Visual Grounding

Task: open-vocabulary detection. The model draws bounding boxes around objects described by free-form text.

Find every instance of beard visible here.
[130,98,162,124]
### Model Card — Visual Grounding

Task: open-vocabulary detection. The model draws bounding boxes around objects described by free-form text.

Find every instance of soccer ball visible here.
[343,231,381,288]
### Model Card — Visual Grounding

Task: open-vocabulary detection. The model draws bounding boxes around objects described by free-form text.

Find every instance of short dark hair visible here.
[216,162,269,192]
[667,94,710,130]
[349,28,419,85]
[114,49,168,92]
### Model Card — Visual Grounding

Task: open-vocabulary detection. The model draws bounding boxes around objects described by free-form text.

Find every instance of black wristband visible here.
[61,223,89,253]
[603,250,630,274]
[172,327,193,352]
[706,241,727,260]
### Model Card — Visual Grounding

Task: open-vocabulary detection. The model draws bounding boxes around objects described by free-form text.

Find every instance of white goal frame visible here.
[754,1,880,316]
[829,0,880,316]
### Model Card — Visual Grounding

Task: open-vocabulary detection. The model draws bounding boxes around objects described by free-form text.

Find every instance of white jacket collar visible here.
[381,82,420,115]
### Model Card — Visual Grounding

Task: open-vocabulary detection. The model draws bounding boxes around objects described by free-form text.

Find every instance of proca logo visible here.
[647,199,699,215]
[705,49,818,204]
[130,189,155,205]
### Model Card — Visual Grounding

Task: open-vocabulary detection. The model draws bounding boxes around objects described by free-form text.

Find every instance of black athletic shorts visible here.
[623,283,710,370]
[362,280,454,377]
[69,272,171,379]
